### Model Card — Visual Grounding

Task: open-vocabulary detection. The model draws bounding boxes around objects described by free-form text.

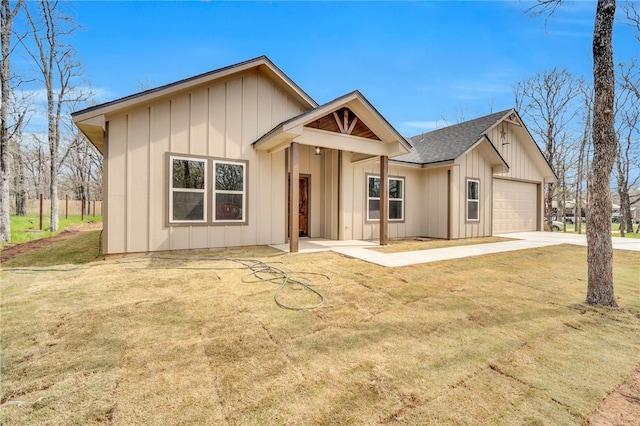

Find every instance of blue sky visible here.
[65,0,637,136]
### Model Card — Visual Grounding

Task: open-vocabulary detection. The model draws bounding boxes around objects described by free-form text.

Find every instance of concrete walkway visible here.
[272,232,640,268]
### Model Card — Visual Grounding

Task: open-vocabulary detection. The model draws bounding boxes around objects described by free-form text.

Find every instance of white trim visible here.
[467,179,480,222]
[367,174,405,222]
[169,155,208,224]
[213,159,247,223]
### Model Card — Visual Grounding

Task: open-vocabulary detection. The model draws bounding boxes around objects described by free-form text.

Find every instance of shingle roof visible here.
[394,109,513,165]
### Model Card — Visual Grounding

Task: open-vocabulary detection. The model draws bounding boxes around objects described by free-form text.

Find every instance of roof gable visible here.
[395,109,512,165]
[253,90,412,158]
[394,108,556,182]
[74,56,316,119]
[304,107,380,140]
[72,56,317,152]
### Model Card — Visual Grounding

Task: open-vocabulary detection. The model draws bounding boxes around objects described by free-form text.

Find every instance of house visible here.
[72,56,556,256]
[612,189,640,223]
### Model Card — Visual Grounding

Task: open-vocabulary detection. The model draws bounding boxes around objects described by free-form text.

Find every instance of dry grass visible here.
[1,241,639,425]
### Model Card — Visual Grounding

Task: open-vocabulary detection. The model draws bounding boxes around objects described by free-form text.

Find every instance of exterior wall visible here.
[489,122,544,183]
[450,147,493,239]
[320,150,340,240]
[295,144,324,238]
[340,154,422,241]
[420,167,449,239]
[103,70,306,254]
[488,121,545,232]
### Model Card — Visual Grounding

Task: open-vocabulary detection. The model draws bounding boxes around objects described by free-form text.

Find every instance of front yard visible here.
[1,232,639,424]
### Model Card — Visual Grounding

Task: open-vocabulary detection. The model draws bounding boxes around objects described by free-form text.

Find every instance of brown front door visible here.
[288,175,310,237]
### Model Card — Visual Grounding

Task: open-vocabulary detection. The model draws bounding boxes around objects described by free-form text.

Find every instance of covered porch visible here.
[253,91,412,252]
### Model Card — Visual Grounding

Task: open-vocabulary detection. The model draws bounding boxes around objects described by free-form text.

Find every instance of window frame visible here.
[366,174,405,223]
[168,154,208,225]
[212,159,247,224]
[466,178,480,222]
[166,153,248,227]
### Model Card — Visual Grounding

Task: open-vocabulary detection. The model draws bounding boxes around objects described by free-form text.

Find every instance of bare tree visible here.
[621,1,640,41]
[21,136,49,198]
[586,0,617,306]
[514,68,583,231]
[23,0,88,232]
[575,85,593,235]
[614,104,639,236]
[61,129,102,214]
[0,0,23,242]
[526,0,619,307]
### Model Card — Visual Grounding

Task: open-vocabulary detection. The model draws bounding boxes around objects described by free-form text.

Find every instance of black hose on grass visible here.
[147,257,329,310]
[4,256,329,310]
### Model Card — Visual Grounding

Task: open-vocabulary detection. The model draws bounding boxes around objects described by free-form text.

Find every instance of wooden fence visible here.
[18,197,103,217]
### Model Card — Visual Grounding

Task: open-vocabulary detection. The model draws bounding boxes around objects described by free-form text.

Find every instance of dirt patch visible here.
[0,222,102,263]
[591,366,640,426]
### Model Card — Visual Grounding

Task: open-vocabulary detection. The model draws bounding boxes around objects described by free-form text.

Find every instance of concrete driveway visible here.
[331,232,640,268]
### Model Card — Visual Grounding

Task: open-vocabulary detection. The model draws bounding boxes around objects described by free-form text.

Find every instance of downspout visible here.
[338,150,342,240]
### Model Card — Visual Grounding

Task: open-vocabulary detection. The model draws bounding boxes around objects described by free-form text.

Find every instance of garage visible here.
[493,179,539,233]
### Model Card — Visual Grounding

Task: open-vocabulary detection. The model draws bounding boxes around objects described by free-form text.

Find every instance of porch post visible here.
[380,155,388,246]
[289,142,300,253]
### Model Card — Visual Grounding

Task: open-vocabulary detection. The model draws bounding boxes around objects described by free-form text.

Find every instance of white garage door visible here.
[493,179,538,233]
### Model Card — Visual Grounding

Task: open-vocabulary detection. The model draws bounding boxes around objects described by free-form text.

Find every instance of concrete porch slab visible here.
[272,232,640,268]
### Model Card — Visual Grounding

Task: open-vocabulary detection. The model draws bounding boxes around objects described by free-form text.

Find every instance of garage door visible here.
[493,179,538,233]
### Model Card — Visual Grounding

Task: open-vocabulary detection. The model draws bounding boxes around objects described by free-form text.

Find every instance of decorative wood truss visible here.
[504,112,522,126]
[304,107,380,140]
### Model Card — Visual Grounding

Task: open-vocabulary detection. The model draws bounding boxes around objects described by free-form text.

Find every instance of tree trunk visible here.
[586,0,617,307]
[0,0,21,242]
[576,92,591,235]
[545,183,554,231]
[615,161,628,237]
[621,191,633,233]
[14,148,26,216]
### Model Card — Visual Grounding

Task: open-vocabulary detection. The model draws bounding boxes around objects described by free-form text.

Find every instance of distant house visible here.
[612,189,640,223]
[72,56,556,256]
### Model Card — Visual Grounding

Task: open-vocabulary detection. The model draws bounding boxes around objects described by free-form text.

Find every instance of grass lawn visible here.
[1,233,639,425]
[558,223,640,239]
[5,214,103,245]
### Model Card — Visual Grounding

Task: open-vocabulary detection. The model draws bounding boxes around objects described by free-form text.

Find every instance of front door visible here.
[288,175,310,237]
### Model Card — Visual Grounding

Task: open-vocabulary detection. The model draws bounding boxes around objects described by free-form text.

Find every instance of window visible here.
[167,154,247,226]
[170,156,207,223]
[367,175,405,221]
[388,178,404,220]
[467,179,480,221]
[214,160,246,222]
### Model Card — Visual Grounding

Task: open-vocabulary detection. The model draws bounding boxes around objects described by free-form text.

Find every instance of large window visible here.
[170,156,207,223]
[467,179,480,221]
[168,154,247,225]
[367,175,405,222]
[214,160,246,222]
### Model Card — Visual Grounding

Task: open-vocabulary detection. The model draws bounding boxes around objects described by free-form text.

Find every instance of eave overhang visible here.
[389,158,456,169]
[253,90,412,160]
[75,115,106,154]
[460,135,510,173]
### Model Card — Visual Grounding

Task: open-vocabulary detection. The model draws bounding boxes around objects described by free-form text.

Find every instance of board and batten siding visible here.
[340,155,422,241]
[450,147,493,239]
[489,122,545,183]
[420,167,449,239]
[103,70,307,254]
